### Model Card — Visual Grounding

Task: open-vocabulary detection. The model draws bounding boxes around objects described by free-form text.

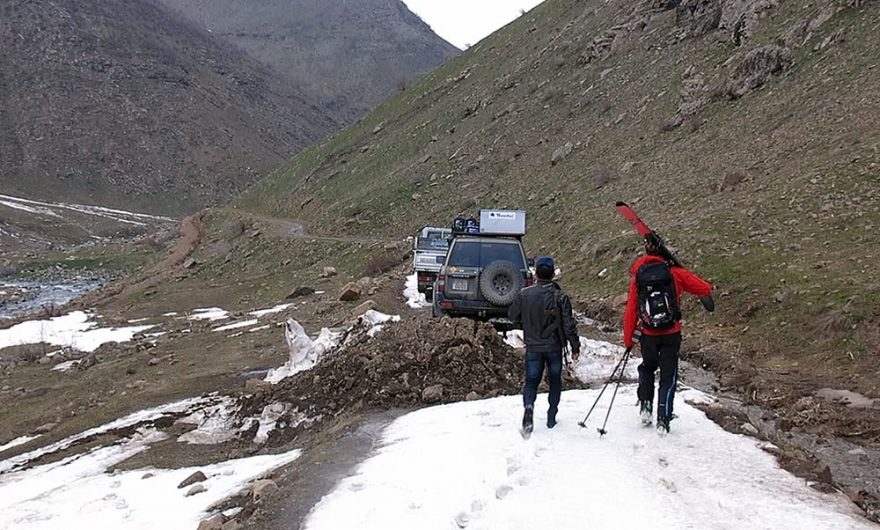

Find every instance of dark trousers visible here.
[637,332,682,420]
[523,351,563,412]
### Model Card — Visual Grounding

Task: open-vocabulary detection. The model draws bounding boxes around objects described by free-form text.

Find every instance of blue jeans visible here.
[523,351,563,413]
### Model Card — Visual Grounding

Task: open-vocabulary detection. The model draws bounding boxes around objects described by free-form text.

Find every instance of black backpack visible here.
[636,262,680,330]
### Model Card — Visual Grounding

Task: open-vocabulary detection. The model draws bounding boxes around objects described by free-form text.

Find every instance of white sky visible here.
[401,0,546,49]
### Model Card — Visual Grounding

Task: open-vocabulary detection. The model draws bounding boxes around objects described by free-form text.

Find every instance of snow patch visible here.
[303,389,873,530]
[265,321,342,384]
[403,274,431,309]
[0,199,62,218]
[502,329,525,349]
[571,337,639,382]
[0,311,154,353]
[185,308,229,322]
[0,436,40,455]
[0,396,213,474]
[176,397,240,445]
[51,360,81,373]
[0,193,174,226]
[212,319,259,332]
[248,325,271,333]
[0,427,300,530]
[254,402,290,444]
[361,309,401,337]
[500,333,635,383]
[249,304,294,318]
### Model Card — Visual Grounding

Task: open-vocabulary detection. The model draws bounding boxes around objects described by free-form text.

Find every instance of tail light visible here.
[526,277,535,287]
[436,274,446,294]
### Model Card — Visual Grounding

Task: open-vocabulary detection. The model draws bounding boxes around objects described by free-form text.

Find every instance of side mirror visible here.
[527,258,535,267]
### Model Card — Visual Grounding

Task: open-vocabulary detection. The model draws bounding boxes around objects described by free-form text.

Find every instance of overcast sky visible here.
[401,0,545,50]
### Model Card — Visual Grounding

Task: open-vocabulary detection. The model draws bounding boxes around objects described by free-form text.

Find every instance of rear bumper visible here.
[438,297,510,319]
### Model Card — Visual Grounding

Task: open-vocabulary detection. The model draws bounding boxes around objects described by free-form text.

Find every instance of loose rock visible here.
[178,470,207,489]
[186,484,207,497]
[338,283,362,302]
[352,300,377,317]
[252,479,279,502]
[551,142,574,166]
[422,384,444,404]
[197,514,228,530]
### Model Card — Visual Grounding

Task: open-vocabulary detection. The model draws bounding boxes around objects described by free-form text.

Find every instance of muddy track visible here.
[226,208,397,245]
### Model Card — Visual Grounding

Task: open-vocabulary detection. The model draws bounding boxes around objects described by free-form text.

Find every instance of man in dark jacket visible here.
[509,256,581,435]
[623,237,712,434]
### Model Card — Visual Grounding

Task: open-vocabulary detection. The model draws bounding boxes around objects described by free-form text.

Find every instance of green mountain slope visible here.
[237,1,880,398]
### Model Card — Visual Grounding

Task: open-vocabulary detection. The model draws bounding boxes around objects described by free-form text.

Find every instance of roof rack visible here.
[451,209,526,238]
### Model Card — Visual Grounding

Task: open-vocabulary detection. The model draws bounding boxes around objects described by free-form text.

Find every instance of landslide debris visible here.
[248,317,525,421]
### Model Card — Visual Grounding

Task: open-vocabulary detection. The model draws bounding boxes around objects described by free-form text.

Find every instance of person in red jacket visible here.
[623,237,712,433]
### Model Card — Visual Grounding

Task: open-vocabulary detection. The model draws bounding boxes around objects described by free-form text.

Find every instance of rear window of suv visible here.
[447,240,526,268]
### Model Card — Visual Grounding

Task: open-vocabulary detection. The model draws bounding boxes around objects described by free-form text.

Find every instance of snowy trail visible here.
[304,388,872,530]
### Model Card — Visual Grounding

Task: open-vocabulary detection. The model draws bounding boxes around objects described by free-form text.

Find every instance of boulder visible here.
[197,514,228,530]
[186,484,207,497]
[221,521,243,530]
[252,479,279,502]
[551,142,574,166]
[338,283,362,302]
[422,384,444,404]
[244,379,273,393]
[352,300,377,317]
[465,391,482,401]
[178,470,207,489]
[724,45,793,99]
[320,267,338,278]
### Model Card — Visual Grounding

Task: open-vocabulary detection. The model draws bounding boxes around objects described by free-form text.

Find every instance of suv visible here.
[412,226,452,301]
[432,235,533,328]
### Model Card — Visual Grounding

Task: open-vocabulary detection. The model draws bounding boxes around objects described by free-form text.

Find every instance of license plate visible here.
[451,279,468,291]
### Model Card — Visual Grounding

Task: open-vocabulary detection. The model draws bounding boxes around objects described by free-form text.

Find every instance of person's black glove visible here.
[699,295,715,313]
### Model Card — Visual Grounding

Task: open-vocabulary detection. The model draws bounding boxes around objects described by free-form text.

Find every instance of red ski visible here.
[616,202,714,312]
[615,202,683,268]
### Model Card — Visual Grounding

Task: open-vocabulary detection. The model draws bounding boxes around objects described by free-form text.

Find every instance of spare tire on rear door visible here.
[479,260,523,306]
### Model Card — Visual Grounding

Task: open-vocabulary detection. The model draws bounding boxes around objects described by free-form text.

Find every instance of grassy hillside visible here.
[236,0,879,398]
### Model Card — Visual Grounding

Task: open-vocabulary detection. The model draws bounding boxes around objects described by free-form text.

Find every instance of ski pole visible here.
[597,347,633,437]
[577,346,632,428]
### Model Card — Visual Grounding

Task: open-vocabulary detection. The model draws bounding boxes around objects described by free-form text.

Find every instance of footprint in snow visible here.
[495,484,513,500]
[349,481,366,492]
[505,456,521,477]
[659,477,678,493]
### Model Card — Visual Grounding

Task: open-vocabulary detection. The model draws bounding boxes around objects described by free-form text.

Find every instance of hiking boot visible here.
[522,406,534,436]
[657,415,671,435]
[639,401,653,426]
[547,407,557,429]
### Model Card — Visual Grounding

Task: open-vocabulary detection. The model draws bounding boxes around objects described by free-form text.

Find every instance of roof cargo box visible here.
[479,209,526,236]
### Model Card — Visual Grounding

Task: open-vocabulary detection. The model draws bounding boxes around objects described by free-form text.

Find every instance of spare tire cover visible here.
[479,260,523,306]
